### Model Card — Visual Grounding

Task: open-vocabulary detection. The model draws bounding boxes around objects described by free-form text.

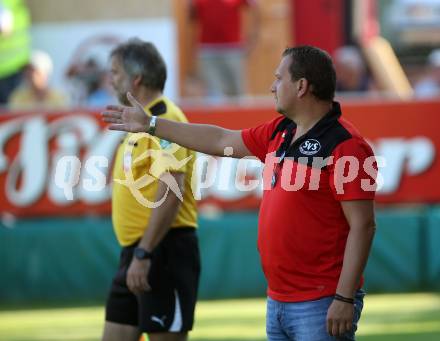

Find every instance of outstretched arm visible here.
[102,92,253,158]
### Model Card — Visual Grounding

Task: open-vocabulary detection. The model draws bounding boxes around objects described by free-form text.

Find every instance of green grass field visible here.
[1,293,439,341]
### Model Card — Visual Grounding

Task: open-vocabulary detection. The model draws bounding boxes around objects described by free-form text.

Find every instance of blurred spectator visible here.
[9,50,68,110]
[333,45,373,93]
[0,0,30,105]
[87,67,114,108]
[67,57,114,107]
[414,49,440,99]
[189,0,260,100]
[65,35,119,107]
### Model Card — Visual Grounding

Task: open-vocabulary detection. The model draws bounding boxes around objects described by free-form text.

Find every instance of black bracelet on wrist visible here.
[334,293,354,304]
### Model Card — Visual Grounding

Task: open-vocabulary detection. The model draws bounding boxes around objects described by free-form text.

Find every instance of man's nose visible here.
[270,82,276,93]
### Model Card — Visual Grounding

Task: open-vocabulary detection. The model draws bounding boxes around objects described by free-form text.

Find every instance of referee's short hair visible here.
[111,38,167,92]
[283,46,336,102]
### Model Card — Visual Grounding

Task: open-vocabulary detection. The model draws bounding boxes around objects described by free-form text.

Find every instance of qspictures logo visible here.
[114,133,193,208]
[114,131,384,209]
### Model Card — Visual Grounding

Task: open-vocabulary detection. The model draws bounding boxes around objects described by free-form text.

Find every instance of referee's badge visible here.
[159,139,172,149]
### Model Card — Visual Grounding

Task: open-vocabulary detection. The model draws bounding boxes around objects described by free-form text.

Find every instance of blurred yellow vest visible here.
[0,0,30,78]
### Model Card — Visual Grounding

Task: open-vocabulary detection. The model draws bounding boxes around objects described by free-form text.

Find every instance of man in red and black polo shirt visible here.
[103,45,377,341]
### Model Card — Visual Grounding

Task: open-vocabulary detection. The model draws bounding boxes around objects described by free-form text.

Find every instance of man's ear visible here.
[133,75,142,87]
[297,78,309,98]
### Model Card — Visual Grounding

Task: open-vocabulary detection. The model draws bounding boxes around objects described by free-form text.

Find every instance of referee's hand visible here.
[127,258,151,294]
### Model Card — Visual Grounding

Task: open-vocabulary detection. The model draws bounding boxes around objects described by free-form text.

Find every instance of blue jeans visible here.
[266,290,365,341]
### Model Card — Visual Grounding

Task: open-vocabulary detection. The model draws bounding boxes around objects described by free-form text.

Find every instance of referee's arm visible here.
[138,171,185,253]
[126,172,185,294]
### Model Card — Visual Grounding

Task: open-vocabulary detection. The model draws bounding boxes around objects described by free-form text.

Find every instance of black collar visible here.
[149,100,167,116]
[276,101,342,158]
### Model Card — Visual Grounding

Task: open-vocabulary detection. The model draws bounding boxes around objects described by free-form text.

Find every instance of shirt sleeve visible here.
[241,116,284,163]
[328,137,377,201]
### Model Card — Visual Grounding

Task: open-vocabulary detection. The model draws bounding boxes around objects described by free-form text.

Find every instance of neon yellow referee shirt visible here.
[112,96,197,246]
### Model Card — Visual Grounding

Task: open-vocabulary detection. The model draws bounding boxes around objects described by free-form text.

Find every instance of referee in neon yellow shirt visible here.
[102,38,199,341]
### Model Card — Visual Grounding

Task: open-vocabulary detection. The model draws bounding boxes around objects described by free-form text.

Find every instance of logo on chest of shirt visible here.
[299,139,321,156]
[159,138,172,149]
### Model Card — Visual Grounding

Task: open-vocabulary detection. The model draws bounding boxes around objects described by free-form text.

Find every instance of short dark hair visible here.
[282,46,336,101]
[111,38,167,91]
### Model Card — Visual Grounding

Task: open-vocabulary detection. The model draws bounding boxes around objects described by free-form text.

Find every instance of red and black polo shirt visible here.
[242,102,376,302]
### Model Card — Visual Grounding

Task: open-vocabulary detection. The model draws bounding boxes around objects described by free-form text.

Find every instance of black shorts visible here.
[105,228,201,333]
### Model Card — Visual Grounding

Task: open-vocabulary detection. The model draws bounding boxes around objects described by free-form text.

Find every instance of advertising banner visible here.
[1,99,439,216]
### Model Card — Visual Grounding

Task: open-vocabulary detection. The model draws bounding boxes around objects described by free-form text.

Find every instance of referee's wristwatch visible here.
[134,247,153,260]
